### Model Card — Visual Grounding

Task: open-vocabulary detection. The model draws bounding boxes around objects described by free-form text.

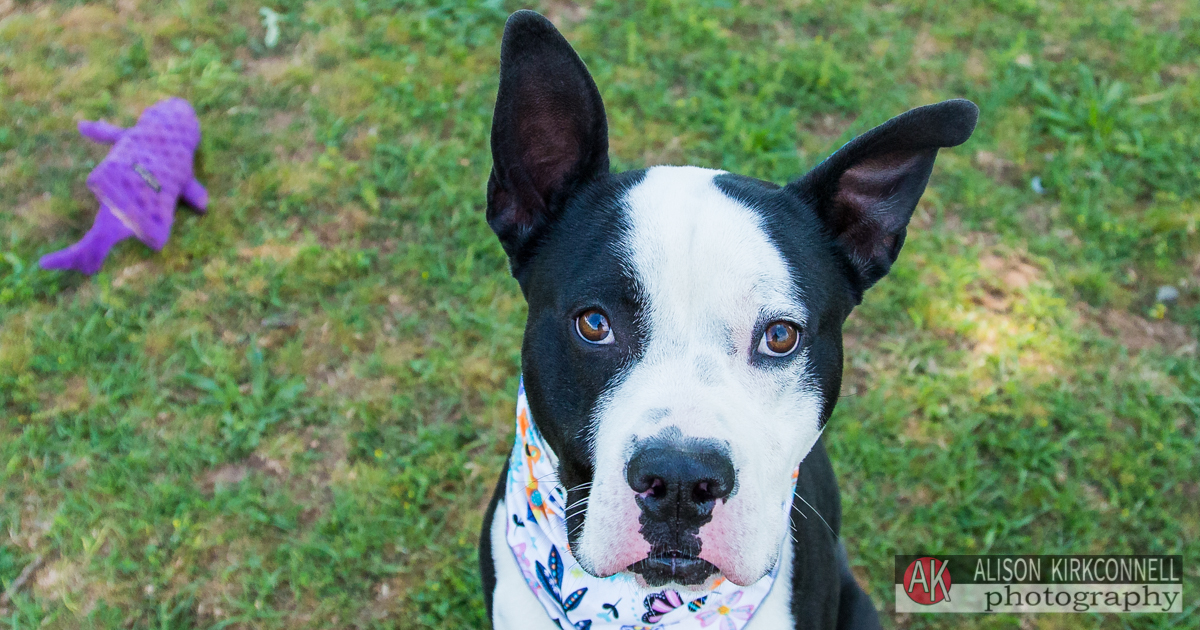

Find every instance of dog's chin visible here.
[628,554,720,588]
[584,555,775,590]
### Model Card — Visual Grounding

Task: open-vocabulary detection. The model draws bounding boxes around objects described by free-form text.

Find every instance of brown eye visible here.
[758,321,800,357]
[576,309,614,345]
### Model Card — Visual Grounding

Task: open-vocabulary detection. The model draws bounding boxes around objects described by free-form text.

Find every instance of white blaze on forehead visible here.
[620,166,804,349]
[575,165,825,583]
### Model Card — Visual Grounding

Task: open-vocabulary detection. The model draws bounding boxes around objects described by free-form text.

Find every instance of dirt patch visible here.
[316,206,371,244]
[1021,203,1062,235]
[115,0,140,17]
[386,292,415,318]
[305,430,349,485]
[1139,0,1186,30]
[244,55,303,84]
[200,463,250,494]
[1082,306,1195,353]
[251,453,288,477]
[344,125,379,161]
[795,113,857,165]
[1164,63,1195,83]
[801,113,856,143]
[40,375,93,418]
[238,242,300,263]
[57,4,122,48]
[965,51,989,81]
[32,557,78,597]
[111,260,157,290]
[971,253,1043,313]
[28,553,118,617]
[897,485,933,508]
[199,453,293,496]
[12,192,71,241]
[639,135,687,167]
[266,111,321,163]
[911,28,944,62]
[265,110,299,134]
[542,0,592,25]
[974,150,1018,184]
[981,254,1040,291]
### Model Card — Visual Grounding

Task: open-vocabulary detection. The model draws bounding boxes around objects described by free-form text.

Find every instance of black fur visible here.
[787,99,978,298]
[486,9,610,272]
[515,169,649,558]
[479,10,976,630]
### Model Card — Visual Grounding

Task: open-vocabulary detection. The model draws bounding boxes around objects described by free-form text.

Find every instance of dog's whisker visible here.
[795,494,837,538]
[564,482,593,495]
[565,489,592,504]
[527,471,561,488]
[567,515,588,540]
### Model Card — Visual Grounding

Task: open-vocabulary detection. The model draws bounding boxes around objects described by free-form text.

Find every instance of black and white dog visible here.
[478,11,976,630]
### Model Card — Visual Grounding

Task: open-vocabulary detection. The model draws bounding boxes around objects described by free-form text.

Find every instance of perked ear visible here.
[487,10,609,267]
[787,99,978,298]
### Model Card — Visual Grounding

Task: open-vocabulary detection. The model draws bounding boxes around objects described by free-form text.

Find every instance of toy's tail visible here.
[78,120,127,144]
[38,203,135,274]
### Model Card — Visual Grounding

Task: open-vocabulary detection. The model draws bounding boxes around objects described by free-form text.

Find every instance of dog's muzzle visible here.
[625,440,735,586]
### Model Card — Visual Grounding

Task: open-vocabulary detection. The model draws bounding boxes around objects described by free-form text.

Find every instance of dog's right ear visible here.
[487,10,609,268]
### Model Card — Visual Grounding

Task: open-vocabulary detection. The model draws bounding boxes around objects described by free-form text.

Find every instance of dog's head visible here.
[487,11,976,589]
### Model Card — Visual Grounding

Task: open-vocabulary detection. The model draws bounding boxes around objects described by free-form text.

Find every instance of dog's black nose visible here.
[626,443,735,525]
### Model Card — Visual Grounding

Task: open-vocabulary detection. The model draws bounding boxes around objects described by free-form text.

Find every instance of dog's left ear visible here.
[787,99,978,298]
[487,10,609,268]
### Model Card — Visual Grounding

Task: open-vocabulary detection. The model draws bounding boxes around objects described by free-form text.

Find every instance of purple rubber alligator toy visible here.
[39,97,206,274]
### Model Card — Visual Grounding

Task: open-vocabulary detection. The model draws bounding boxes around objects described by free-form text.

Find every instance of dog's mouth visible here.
[628,550,719,587]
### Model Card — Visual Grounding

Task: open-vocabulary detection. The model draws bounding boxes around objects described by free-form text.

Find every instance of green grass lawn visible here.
[1,0,1197,628]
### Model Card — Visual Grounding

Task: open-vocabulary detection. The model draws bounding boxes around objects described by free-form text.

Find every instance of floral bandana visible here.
[505,379,800,629]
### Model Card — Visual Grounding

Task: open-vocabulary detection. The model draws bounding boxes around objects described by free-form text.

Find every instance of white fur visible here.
[747,533,796,628]
[574,166,825,586]
[490,505,563,630]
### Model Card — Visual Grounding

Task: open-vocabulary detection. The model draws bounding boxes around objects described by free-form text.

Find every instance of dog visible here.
[478,11,976,629]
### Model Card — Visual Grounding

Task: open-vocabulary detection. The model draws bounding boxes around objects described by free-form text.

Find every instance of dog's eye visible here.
[576,309,614,345]
[758,321,801,357]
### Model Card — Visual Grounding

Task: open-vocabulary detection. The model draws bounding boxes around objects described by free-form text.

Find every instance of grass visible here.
[0,0,1197,628]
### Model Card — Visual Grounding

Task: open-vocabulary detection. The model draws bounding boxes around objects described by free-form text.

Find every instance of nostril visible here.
[691,479,727,504]
[637,476,666,499]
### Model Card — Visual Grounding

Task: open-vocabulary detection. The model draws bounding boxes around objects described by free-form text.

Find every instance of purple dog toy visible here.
[39,98,206,274]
